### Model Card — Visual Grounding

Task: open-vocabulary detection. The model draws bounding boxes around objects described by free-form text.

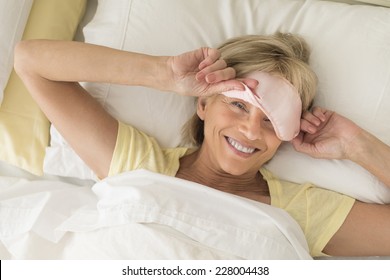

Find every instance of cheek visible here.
[264,135,282,155]
[204,106,237,131]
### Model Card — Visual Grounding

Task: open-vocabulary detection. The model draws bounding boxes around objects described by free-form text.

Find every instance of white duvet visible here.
[0,169,311,259]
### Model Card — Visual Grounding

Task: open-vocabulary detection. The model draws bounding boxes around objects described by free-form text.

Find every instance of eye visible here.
[263,117,274,129]
[231,101,248,112]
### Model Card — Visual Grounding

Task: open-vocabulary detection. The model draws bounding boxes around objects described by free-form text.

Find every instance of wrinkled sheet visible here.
[0,169,311,259]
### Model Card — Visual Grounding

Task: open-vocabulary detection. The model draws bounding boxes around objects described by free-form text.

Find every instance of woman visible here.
[14,33,390,257]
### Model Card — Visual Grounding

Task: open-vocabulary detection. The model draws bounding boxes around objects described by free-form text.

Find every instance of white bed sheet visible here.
[0,165,311,260]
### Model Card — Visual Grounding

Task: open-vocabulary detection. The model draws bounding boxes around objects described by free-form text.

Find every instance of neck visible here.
[177,149,269,199]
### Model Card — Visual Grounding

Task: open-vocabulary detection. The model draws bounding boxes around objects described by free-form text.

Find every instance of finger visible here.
[302,110,321,126]
[291,132,318,157]
[205,67,236,83]
[240,78,259,90]
[198,48,221,70]
[199,59,228,78]
[291,132,309,153]
[300,118,318,134]
[290,132,303,147]
[312,106,327,121]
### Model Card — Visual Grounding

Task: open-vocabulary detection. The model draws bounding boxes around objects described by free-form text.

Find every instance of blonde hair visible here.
[182,32,318,147]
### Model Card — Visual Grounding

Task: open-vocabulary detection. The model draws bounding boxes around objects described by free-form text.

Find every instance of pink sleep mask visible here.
[221,71,302,141]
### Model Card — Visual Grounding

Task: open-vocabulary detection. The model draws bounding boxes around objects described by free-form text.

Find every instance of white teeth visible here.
[227,137,255,154]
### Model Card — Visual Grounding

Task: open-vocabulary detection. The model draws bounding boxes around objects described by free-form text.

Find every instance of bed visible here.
[1,0,390,260]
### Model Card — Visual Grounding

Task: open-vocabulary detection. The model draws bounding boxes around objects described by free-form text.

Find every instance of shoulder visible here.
[109,121,191,177]
[261,167,355,257]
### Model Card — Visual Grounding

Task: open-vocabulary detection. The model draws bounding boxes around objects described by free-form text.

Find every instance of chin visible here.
[219,162,259,177]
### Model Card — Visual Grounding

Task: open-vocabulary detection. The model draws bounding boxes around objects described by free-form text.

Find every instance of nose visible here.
[238,111,263,141]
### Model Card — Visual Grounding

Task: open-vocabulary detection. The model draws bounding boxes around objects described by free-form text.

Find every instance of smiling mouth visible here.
[225,137,259,155]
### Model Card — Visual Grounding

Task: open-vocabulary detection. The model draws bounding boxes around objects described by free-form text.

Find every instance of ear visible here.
[196,96,208,121]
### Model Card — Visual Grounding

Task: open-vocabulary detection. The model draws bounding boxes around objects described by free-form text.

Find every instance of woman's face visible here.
[197,94,282,176]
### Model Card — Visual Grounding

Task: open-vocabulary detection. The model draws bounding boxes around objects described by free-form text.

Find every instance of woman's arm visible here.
[15,40,169,88]
[292,107,390,188]
[346,129,390,188]
[323,201,390,256]
[15,40,246,95]
[292,107,390,256]
[14,40,244,178]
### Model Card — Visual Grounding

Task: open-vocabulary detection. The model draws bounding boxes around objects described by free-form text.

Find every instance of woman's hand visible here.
[291,107,363,160]
[167,47,258,97]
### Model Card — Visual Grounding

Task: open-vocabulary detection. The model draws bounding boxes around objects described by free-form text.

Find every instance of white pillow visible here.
[0,0,33,104]
[266,143,390,203]
[44,0,390,203]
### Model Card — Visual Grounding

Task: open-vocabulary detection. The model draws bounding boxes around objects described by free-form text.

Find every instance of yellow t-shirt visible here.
[108,121,355,257]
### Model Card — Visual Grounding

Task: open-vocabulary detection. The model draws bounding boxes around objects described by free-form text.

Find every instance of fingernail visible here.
[196,71,205,81]
[206,73,216,83]
[198,62,206,70]
[308,126,316,133]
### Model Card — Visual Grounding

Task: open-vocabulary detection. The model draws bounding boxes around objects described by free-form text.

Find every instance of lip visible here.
[224,136,260,158]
